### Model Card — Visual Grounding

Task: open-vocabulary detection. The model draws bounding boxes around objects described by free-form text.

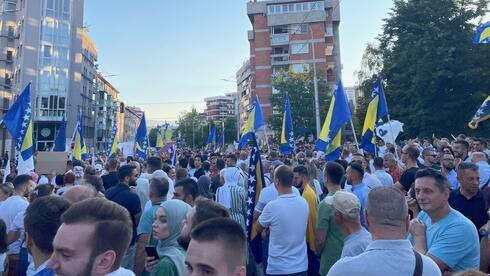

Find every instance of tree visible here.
[223,117,237,144]
[269,69,332,143]
[175,108,208,149]
[365,0,490,137]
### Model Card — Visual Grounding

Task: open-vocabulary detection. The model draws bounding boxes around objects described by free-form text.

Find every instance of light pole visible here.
[309,25,321,138]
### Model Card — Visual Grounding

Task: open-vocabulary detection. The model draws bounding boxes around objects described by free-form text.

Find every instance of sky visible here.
[84,0,395,125]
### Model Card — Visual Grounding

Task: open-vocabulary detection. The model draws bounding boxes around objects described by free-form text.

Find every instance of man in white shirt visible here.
[372,157,393,186]
[257,165,309,276]
[0,174,34,275]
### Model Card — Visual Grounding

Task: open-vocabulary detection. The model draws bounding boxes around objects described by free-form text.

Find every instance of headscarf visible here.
[156,199,191,276]
[216,167,241,209]
[197,175,212,199]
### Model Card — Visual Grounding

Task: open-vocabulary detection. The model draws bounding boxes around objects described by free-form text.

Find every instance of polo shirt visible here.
[373,170,393,186]
[106,184,141,245]
[446,170,459,190]
[316,191,344,275]
[341,227,372,258]
[254,185,300,213]
[350,183,369,228]
[448,189,488,231]
[258,193,309,275]
[328,240,441,276]
[410,210,480,271]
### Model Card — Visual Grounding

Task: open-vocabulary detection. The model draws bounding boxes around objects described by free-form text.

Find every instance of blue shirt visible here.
[476,161,490,188]
[350,183,369,228]
[446,170,459,190]
[411,209,480,272]
[137,201,164,246]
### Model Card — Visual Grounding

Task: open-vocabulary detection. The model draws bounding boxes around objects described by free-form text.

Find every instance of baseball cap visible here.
[94,164,103,173]
[325,191,360,219]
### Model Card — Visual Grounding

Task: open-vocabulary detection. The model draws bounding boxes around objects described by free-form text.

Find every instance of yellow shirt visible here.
[302,184,318,253]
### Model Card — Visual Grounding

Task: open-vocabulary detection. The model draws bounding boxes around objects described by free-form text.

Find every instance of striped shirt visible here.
[216,185,247,230]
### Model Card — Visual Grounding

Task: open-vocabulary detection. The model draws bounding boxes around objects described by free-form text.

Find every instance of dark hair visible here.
[324,161,345,185]
[0,219,6,253]
[202,161,210,172]
[174,178,199,200]
[175,168,189,181]
[457,162,479,177]
[149,177,169,198]
[63,172,75,185]
[190,218,246,269]
[216,158,225,170]
[454,140,470,150]
[61,198,132,270]
[373,157,384,168]
[72,160,85,168]
[405,145,420,161]
[192,197,229,227]
[188,157,195,169]
[30,184,54,202]
[162,164,171,174]
[335,159,348,170]
[147,157,162,171]
[178,158,188,169]
[84,166,96,176]
[83,175,104,193]
[414,168,450,192]
[293,165,309,177]
[108,158,119,170]
[348,162,364,178]
[274,165,293,187]
[25,196,70,254]
[117,165,136,181]
[473,138,487,147]
[13,174,33,190]
[226,154,237,163]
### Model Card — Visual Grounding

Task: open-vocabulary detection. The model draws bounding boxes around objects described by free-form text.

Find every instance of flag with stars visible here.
[215,131,224,153]
[280,94,294,155]
[316,80,352,161]
[1,83,34,174]
[72,113,88,161]
[468,95,490,129]
[135,113,148,159]
[361,78,389,154]
[171,143,177,166]
[246,133,264,262]
[106,120,119,157]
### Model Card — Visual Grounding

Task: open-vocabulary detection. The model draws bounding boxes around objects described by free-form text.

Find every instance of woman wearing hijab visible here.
[215,167,247,230]
[197,175,212,199]
[145,199,191,276]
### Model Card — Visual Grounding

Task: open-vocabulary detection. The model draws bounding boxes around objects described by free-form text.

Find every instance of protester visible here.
[453,140,471,163]
[0,219,7,275]
[383,152,404,183]
[409,168,480,272]
[471,152,490,188]
[209,158,225,194]
[440,152,459,190]
[196,175,212,199]
[316,162,345,275]
[105,165,142,270]
[216,167,246,230]
[422,148,441,170]
[48,198,135,275]
[192,156,205,179]
[56,172,75,195]
[329,191,371,257]
[102,158,119,190]
[394,144,420,192]
[372,157,393,186]
[328,186,441,275]
[24,196,70,275]
[61,184,98,204]
[345,163,369,228]
[257,165,309,276]
[173,178,198,206]
[0,184,14,207]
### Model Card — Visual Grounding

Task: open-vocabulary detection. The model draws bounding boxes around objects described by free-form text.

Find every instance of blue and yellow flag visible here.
[53,116,66,152]
[246,133,264,263]
[206,125,216,145]
[279,94,294,155]
[106,120,119,157]
[468,95,490,129]
[164,123,172,143]
[474,21,490,44]
[239,96,265,149]
[361,79,389,154]
[72,113,88,161]
[215,131,224,153]
[135,114,148,159]
[156,125,164,149]
[316,80,352,161]
[1,83,34,174]
[297,124,306,143]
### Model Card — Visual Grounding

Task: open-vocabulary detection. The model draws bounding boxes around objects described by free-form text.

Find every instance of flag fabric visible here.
[279,94,294,155]
[135,114,148,159]
[361,78,389,154]
[375,120,404,145]
[474,21,490,44]
[206,126,216,145]
[246,133,264,262]
[239,96,265,149]
[106,120,119,157]
[215,131,224,153]
[156,126,164,149]
[1,84,34,174]
[297,124,306,143]
[53,116,66,152]
[164,124,172,142]
[72,113,88,161]
[2,156,9,183]
[468,95,490,129]
[316,80,352,161]
[171,144,177,166]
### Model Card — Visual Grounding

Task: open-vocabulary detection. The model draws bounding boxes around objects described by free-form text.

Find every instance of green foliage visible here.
[357,0,490,138]
[175,108,209,149]
[269,69,332,142]
[223,117,238,143]
[148,127,158,147]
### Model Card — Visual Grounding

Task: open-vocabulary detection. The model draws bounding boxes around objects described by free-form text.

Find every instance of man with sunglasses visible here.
[422,148,441,170]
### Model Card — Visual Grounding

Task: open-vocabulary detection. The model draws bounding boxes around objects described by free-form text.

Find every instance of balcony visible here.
[271,34,289,46]
[271,53,289,65]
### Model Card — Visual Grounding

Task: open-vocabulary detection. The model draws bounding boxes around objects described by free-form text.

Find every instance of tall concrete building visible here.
[204,94,236,123]
[0,0,85,151]
[122,105,142,143]
[95,73,121,152]
[236,59,252,128]
[81,29,97,148]
[246,0,341,120]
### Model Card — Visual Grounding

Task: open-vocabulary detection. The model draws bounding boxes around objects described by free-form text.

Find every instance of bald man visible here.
[471,152,490,188]
[61,185,99,204]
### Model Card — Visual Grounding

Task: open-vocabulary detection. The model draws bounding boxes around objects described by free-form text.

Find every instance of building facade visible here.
[204,95,236,123]
[236,59,252,129]
[344,86,360,111]
[122,105,142,143]
[81,29,97,148]
[246,0,341,119]
[95,73,120,152]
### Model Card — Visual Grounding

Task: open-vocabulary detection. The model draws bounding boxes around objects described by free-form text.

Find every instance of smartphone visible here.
[145,246,160,260]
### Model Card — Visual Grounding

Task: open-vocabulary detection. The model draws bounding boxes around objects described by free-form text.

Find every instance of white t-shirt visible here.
[254,185,300,213]
[363,172,382,190]
[0,195,28,254]
[373,170,394,187]
[258,193,309,275]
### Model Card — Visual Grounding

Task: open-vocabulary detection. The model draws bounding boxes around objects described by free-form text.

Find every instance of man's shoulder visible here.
[328,254,367,274]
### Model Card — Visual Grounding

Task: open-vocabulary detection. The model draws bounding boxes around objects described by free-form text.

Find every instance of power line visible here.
[131,101,203,105]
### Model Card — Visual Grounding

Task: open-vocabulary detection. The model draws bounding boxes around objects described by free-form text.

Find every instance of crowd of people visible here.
[0,134,488,276]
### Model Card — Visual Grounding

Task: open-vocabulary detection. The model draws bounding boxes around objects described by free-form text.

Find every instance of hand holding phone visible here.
[145,246,160,260]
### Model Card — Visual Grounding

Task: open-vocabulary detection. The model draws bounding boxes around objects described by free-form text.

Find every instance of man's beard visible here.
[177,235,190,250]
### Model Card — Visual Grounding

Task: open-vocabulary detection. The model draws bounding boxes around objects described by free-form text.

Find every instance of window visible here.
[59,97,65,109]
[291,43,309,54]
[4,73,11,85]
[267,1,324,15]
[6,50,13,61]
[325,24,333,36]
[43,45,52,57]
[7,26,14,38]
[291,63,309,73]
[272,25,288,34]
[292,24,308,34]
[41,97,49,108]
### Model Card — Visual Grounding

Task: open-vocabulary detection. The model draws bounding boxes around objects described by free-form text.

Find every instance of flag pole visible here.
[386,114,399,160]
[349,119,360,151]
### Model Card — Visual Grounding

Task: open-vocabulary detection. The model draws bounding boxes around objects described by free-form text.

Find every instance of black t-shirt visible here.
[102,171,119,191]
[105,184,141,245]
[399,167,419,192]
[193,168,205,179]
[449,189,488,231]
